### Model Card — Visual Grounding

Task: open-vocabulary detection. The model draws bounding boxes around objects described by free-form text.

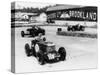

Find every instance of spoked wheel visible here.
[34,44,40,53]
[21,31,24,37]
[58,47,66,61]
[25,43,31,57]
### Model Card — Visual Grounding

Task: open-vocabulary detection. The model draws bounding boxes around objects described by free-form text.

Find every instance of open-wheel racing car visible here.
[25,38,66,65]
[21,26,45,37]
[67,24,85,31]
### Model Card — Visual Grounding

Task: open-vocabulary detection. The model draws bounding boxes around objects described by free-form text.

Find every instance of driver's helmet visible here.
[35,33,43,41]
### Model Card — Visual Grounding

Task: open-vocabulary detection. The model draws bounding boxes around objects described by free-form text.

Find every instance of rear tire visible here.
[25,43,31,56]
[58,47,66,61]
[21,31,24,37]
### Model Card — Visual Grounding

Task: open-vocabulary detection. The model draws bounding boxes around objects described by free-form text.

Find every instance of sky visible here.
[15,1,55,9]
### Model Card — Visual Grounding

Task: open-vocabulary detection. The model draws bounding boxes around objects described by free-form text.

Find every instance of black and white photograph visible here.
[11,1,98,73]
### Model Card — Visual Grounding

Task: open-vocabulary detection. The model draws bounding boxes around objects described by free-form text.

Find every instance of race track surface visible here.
[12,26,97,73]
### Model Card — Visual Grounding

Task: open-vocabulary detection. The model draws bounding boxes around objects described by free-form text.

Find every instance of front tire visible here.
[37,53,45,65]
[58,47,66,61]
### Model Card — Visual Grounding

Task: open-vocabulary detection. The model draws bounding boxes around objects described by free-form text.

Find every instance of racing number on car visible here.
[48,54,55,60]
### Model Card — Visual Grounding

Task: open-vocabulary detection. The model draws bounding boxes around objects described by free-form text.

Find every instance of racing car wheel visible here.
[58,47,66,61]
[37,52,45,65]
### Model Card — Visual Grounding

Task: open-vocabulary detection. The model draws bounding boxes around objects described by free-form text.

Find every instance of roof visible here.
[46,4,82,11]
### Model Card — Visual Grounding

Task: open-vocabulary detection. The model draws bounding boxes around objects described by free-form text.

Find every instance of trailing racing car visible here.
[21,26,45,37]
[67,24,85,31]
[25,38,66,65]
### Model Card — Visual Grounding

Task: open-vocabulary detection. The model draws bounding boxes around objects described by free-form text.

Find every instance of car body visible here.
[67,24,85,31]
[21,26,45,37]
[25,38,66,65]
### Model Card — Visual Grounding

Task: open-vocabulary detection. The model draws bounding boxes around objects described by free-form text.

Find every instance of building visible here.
[11,11,38,22]
[46,5,97,26]
[29,13,47,23]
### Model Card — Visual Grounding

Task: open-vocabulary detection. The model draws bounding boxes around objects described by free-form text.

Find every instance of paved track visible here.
[12,26,97,73]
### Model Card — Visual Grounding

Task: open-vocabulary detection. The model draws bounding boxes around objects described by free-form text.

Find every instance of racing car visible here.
[67,24,85,31]
[25,38,66,65]
[21,26,45,37]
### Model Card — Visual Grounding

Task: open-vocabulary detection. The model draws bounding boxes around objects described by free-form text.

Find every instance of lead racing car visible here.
[25,38,66,65]
[67,24,85,31]
[57,24,85,33]
[21,26,45,37]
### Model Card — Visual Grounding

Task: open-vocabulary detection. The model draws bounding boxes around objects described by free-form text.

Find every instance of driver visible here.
[35,33,46,42]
